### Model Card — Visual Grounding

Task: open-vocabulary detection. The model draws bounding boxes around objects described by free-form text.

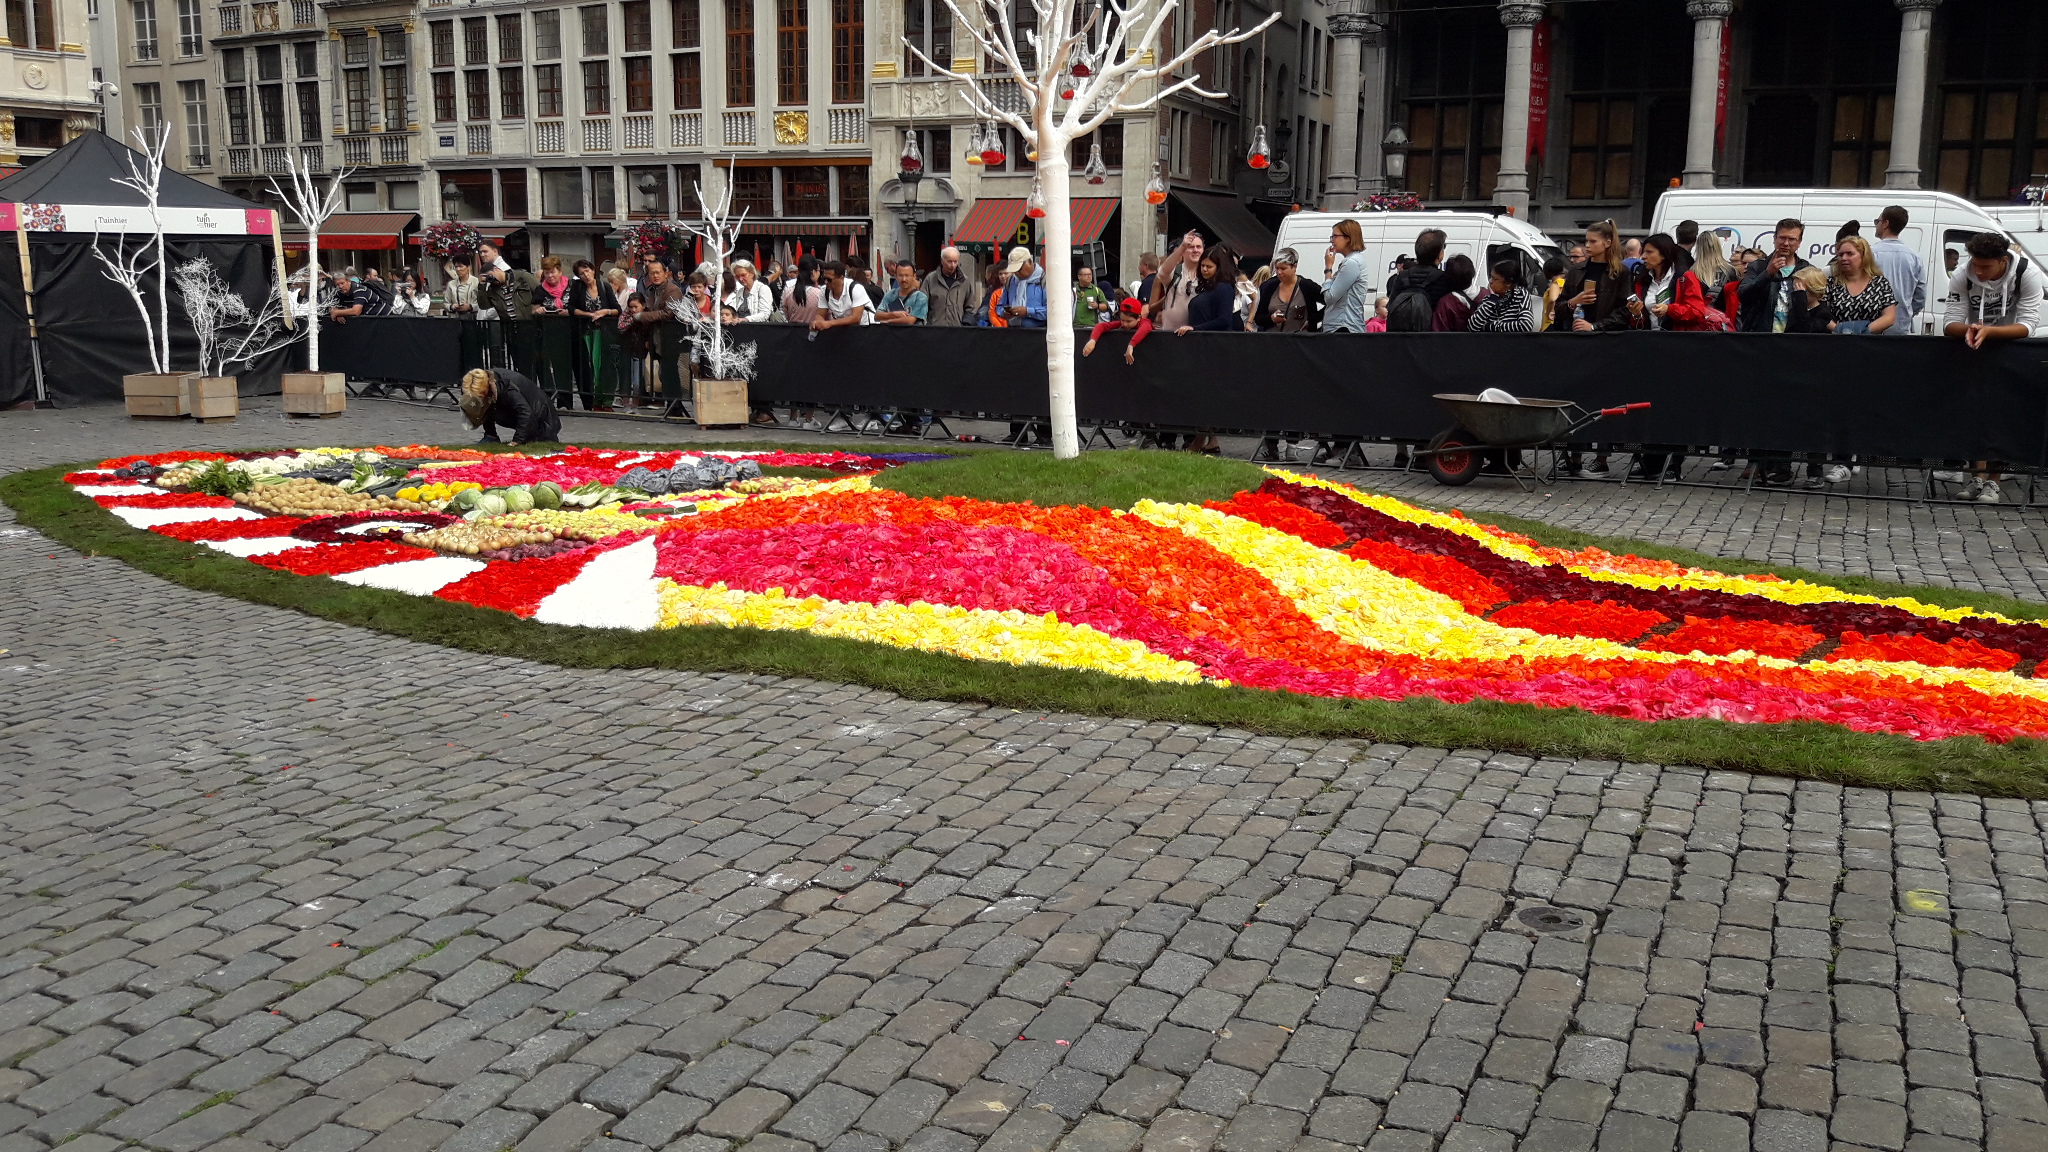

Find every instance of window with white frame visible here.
[176,0,202,56]
[135,81,164,133]
[8,0,59,51]
[180,79,209,166]
[132,0,160,60]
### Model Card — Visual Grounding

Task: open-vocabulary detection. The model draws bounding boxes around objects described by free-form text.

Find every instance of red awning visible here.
[1069,197,1119,245]
[735,221,869,237]
[283,211,419,252]
[951,198,1027,246]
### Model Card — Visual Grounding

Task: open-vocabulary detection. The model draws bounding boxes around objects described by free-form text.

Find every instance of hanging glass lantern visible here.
[900,129,923,174]
[1083,140,1108,185]
[1246,124,1271,171]
[1026,177,1048,219]
[981,122,1006,166]
[1070,53,1092,79]
[1144,163,1167,206]
[1060,74,1077,100]
[964,121,985,166]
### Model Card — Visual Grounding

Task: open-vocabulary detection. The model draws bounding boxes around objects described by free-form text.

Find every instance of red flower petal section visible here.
[251,540,437,575]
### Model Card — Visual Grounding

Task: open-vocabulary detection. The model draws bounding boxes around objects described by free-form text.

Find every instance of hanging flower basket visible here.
[620,221,685,268]
[420,221,486,259]
[1356,193,1427,213]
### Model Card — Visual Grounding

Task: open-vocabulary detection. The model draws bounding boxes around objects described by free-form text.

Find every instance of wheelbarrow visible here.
[1416,394,1652,488]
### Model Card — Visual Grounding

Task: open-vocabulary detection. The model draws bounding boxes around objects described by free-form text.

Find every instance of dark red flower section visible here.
[1260,477,2045,665]
[290,511,459,543]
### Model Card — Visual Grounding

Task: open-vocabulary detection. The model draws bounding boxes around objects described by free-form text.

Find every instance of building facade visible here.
[418,0,875,271]
[1370,0,2048,231]
[2,0,101,164]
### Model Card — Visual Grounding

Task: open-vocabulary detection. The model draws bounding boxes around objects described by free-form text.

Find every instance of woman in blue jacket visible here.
[1173,244,1242,335]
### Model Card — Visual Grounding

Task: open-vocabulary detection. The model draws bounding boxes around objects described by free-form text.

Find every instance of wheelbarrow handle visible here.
[1598,402,1652,416]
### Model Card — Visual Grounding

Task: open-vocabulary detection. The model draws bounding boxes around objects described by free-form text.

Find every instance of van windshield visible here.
[1532,245,1564,269]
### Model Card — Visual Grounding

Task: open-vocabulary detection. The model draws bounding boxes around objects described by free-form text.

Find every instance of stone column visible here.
[1492,1,1543,219]
[1322,5,1373,209]
[1682,1,1732,188]
[1885,0,1943,189]
[1355,4,1389,196]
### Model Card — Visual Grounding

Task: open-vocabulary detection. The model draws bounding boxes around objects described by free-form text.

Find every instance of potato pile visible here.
[403,521,556,556]
[233,480,432,517]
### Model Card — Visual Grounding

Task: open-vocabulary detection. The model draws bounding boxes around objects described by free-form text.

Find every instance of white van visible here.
[1986,203,2048,263]
[1273,209,1565,323]
[1649,188,2030,334]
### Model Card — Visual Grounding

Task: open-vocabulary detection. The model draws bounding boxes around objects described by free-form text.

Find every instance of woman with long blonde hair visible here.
[1825,234,1898,334]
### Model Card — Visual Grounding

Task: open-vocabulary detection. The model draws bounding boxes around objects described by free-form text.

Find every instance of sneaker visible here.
[801,418,823,431]
[1708,459,1732,471]
[1822,464,1851,484]
[860,418,886,434]
[1804,473,1825,487]
[1932,470,1969,483]
[1972,478,2003,503]
[1584,460,1611,477]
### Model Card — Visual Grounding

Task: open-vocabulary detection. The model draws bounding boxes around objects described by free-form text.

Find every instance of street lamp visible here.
[1381,125,1409,190]
[440,180,460,222]
[634,171,661,214]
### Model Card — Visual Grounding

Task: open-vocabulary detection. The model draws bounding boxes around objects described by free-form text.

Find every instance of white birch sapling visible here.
[666,172,757,383]
[93,125,175,373]
[907,0,1275,458]
[173,259,309,378]
[266,155,354,372]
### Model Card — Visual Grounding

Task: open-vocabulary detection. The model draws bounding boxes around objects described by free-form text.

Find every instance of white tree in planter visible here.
[172,259,310,378]
[665,172,757,384]
[266,154,355,372]
[909,0,1275,458]
[92,125,174,374]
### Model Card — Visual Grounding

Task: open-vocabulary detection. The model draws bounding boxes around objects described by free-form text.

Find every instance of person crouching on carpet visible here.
[461,367,562,446]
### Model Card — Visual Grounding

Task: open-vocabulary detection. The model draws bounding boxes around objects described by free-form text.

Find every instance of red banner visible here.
[1714,20,1733,153]
[1527,19,1553,165]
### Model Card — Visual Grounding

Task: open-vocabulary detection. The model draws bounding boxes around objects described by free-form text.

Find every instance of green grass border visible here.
[9,455,2048,796]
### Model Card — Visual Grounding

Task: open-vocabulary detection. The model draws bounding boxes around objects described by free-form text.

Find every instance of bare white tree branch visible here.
[666,168,758,383]
[107,126,173,373]
[266,154,355,371]
[94,232,163,374]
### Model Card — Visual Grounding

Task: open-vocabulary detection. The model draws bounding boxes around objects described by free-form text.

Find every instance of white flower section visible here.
[71,485,154,496]
[202,536,310,558]
[532,536,660,630]
[335,556,486,595]
[107,507,265,529]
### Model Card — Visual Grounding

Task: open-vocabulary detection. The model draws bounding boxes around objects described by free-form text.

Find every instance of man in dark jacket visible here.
[461,367,561,445]
[1737,219,1813,332]
[920,246,979,326]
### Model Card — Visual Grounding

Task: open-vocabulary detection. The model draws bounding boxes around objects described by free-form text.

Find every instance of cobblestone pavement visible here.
[1,402,2046,1152]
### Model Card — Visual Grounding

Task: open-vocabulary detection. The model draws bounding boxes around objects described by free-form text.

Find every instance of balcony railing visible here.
[465,125,491,155]
[722,110,754,146]
[250,2,278,31]
[670,111,702,147]
[218,5,241,33]
[622,115,652,149]
[227,148,252,174]
[828,108,866,145]
[341,136,372,165]
[582,118,611,152]
[299,144,324,170]
[984,78,1024,114]
[261,145,291,173]
[379,134,410,164]
[535,120,564,153]
[290,0,313,26]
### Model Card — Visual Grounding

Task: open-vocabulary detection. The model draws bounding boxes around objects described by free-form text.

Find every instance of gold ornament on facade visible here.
[773,111,809,145]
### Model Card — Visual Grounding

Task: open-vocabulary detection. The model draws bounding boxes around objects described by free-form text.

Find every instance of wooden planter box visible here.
[693,377,749,427]
[282,372,347,417]
[122,372,197,419]
[193,376,238,422]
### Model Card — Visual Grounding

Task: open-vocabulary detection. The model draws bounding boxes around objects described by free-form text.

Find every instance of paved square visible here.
[1,400,2044,1152]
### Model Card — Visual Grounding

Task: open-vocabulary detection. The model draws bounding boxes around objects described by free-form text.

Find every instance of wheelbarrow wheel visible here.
[1426,428,1483,486]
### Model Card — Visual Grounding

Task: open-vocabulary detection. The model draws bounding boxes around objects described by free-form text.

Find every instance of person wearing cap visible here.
[1000,246,1047,327]
[1255,248,1324,332]
[461,367,561,445]
[1083,297,1154,364]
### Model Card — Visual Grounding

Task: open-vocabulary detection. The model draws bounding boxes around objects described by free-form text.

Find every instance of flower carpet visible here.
[70,446,2048,744]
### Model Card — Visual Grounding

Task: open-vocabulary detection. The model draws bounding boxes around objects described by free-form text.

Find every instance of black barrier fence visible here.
[322,317,2048,468]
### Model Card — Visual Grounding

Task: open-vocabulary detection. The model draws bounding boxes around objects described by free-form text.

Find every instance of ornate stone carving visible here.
[1684,0,1734,18]
[21,63,48,90]
[773,110,809,145]
[1895,0,1943,10]
[1327,13,1376,40]
[907,83,952,118]
[63,114,96,142]
[1497,1,1544,28]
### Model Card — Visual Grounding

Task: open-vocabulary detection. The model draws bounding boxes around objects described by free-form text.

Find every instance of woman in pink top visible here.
[536,255,570,314]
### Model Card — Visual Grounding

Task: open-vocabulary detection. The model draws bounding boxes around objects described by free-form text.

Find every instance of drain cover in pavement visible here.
[1517,906,1585,934]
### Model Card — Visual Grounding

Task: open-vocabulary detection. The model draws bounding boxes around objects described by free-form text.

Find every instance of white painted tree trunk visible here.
[305,238,321,370]
[154,228,169,372]
[1038,140,1079,459]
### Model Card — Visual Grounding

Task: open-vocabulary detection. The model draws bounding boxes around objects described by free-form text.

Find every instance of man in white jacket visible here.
[1943,232,2044,348]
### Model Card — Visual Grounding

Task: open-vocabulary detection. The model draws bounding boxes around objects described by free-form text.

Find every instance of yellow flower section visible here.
[1272,469,2019,626]
[655,580,1211,685]
[1129,500,1672,665]
[1818,657,2048,705]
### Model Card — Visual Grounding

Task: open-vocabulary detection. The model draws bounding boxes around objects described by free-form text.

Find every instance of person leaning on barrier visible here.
[1468,259,1538,333]
[461,367,560,446]
[921,247,978,327]
[876,262,929,326]
[1944,231,2045,348]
